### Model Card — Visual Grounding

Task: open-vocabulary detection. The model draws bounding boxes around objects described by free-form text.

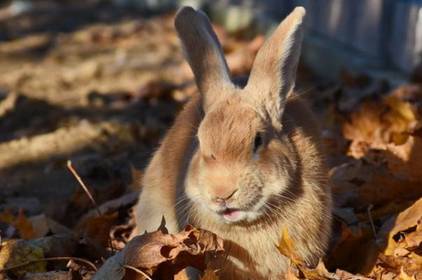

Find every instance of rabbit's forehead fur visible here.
[197,94,263,160]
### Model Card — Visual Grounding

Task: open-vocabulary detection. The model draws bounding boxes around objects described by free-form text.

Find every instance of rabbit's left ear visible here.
[175,7,234,112]
[246,7,306,129]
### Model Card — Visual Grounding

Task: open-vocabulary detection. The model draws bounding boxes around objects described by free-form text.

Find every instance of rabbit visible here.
[132,6,332,280]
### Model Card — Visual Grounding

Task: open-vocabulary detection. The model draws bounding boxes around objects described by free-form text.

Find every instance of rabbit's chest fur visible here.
[188,177,329,279]
[208,226,288,279]
[133,95,332,279]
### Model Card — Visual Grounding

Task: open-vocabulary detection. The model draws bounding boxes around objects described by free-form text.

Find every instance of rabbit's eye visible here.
[253,134,262,153]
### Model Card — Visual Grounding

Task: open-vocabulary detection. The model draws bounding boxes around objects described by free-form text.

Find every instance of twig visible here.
[123,265,153,280]
[67,160,115,252]
[0,256,97,273]
[367,204,377,238]
[67,160,102,217]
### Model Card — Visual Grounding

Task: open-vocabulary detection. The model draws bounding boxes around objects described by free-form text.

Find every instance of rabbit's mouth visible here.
[211,195,266,223]
[215,207,263,223]
[218,208,243,222]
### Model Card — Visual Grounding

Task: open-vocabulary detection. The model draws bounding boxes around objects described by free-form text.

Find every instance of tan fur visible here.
[132,6,332,280]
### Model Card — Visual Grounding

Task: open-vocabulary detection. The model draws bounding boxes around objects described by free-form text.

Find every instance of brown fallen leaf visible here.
[335,269,372,280]
[78,192,139,251]
[0,239,46,277]
[327,221,379,274]
[341,85,422,186]
[279,228,373,279]
[383,198,422,256]
[278,227,302,265]
[29,214,71,239]
[384,136,422,182]
[342,85,420,153]
[124,224,224,279]
[93,223,224,280]
[79,192,139,223]
[0,233,90,277]
[330,160,422,209]
[399,268,417,280]
[75,212,119,250]
[369,198,422,278]
[0,209,35,240]
[285,258,371,280]
[299,261,338,280]
[200,269,220,280]
[110,221,136,251]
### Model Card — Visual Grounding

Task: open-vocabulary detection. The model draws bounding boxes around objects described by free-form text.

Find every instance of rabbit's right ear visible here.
[175,7,233,111]
[245,7,306,130]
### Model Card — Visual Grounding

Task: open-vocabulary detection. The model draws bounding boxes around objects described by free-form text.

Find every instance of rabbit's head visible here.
[175,7,307,224]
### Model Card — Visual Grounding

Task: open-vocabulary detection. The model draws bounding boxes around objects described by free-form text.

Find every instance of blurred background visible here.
[0,0,421,224]
[1,0,421,77]
[1,1,422,277]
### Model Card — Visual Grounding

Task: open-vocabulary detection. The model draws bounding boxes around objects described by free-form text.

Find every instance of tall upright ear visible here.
[245,7,306,128]
[175,6,233,111]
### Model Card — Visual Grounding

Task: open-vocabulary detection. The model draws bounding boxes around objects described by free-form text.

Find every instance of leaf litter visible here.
[0,1,421,279]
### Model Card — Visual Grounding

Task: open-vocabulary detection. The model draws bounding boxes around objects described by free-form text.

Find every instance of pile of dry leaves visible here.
[0,2,421,279]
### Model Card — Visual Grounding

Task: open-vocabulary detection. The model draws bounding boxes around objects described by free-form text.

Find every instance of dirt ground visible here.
[0,4,188,219]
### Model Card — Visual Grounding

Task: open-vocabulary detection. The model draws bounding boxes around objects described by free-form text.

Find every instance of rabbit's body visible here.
[134,94,331,279]
[133,6,332,280]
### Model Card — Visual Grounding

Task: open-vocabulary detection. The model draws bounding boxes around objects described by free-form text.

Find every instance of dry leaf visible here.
[330,160,422,209]
[278,227,302,265]
[0,239,46,277]
[384,136,422,182]
[377,199,422,276]
[200,269,220,280]
[277,229,366,280]
[335,269,372,280]
[285,259,344,280]
[79,192,139,223]
[341,85,422,189]
[124,224,224,279]
[0,209,35,239]
[369,198,422,278]
[384,198,422,256]
[94,224,224,280]
[75,212,119,249]
[399,267,417,280]
[327,222,378,273]
[0,209,15,225]
[342,86,420,161]
[300,261,338,280]
[29,214,71,238]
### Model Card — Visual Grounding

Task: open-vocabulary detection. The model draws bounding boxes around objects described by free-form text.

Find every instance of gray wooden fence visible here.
[112,0,422,79]
[290,0,421,78]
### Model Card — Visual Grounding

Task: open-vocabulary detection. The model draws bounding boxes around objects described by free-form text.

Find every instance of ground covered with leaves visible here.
[0,2,421,280]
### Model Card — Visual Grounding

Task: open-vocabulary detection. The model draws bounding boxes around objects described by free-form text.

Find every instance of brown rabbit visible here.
[132,6,332,280]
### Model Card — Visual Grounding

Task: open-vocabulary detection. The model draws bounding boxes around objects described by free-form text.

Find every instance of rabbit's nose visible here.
[213,197,226,206]
[212,188,238,204]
